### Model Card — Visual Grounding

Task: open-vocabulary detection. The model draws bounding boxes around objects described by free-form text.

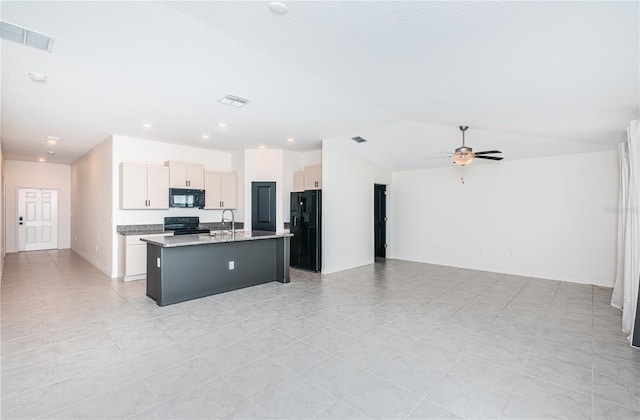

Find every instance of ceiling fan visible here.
[451,126,503,166]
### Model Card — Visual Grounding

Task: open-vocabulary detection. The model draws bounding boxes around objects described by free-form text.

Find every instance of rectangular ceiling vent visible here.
[218,95,250,108]
[0,21,54,52]
[351,136,367,143]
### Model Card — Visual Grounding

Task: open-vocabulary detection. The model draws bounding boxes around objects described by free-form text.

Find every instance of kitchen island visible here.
[142,231,292,306]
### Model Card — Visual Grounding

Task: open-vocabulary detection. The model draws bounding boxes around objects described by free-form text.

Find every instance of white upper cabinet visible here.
[205,171,237,209]
[293,171,304,192]
[304,164,322,190]
[165,161,205,189]
[120,163,169,209]
[220,172,237,209]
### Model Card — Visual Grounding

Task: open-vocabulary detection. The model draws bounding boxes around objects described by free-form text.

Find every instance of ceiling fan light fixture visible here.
[453,152,474,166]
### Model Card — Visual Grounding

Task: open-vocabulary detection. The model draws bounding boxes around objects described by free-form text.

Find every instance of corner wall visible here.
[390,150,618,286]
[244,149,285,232]
[4,160,72,253]
[71,137,114,275]
[322,139,392,274]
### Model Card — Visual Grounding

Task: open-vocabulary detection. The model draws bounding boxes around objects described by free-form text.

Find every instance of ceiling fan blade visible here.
[421,152,454,160]
[474,150,502,155]
[475,155,503,161]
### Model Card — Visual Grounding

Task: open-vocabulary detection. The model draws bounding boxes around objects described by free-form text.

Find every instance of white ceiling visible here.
[1,1,638,170]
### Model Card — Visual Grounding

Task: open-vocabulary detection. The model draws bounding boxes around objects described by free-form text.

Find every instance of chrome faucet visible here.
[221,209,235,235]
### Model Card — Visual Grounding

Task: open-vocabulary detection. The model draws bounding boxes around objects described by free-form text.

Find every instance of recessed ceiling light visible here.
[47,150,55,155]
[28,72,47,82]
[259,145,265,149]
[268,2,289,15]
[217,123,227,128]
[201,134,209,139]
[38,158,45,162]
[141,123,152,128]
[287,138,295,142]
[46,136,61,144]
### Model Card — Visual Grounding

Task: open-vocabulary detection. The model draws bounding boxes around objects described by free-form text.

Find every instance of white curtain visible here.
[611,119,640,348]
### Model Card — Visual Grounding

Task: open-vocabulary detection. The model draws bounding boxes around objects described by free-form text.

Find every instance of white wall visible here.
[322,139,392,274]
[390,150,619,286]
[4,160,72,253]
[230,150,246,223]
[71,137,113,275]
[244,149,285,232]
[1,147,4,281]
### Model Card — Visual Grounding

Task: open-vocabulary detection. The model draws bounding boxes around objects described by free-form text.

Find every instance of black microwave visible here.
[169,188,205,208]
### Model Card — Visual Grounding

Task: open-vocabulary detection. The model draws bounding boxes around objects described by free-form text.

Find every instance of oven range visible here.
[164,216,210,235]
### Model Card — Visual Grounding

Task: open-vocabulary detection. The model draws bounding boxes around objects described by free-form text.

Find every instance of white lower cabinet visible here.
[121,233,172,281]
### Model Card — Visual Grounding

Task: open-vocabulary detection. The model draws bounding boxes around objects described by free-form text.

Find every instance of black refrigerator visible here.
[290,190,321,272]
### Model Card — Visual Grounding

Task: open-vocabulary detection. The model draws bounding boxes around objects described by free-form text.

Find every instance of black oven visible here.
[169,188,205,209]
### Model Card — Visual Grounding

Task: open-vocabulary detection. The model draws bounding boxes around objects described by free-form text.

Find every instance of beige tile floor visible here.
[1,249,639,419]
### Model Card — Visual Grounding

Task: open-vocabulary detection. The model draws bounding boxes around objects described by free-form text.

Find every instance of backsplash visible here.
[117,222,244,234]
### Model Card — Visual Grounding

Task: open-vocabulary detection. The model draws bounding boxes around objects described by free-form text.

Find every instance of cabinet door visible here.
[204,171,222,209]
[187,164,205,189]
[126,243,147,277]
[304,164,322,190]
[293,171,304,192]
[221,172,237,209]
[167,162,189,188]
[147,165,169,209]
[120,163,147,209]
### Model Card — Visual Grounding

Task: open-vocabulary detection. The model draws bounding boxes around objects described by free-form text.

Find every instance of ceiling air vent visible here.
[0,21,54,52]
[351,136,367,143]
[218,95,250,107]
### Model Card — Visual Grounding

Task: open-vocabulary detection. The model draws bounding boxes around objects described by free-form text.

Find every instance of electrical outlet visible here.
[228,261,235,270]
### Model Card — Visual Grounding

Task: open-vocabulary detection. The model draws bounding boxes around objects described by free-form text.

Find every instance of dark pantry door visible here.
[252,182,276,232]
[374,184,387,258]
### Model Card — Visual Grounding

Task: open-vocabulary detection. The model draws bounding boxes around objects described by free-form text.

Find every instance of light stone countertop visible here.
[140,230,292,247]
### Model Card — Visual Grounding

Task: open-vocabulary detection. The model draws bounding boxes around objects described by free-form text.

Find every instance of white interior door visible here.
[18,188,58,251]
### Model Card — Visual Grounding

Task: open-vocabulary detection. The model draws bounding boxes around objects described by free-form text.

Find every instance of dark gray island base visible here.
[142,231,292,306]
